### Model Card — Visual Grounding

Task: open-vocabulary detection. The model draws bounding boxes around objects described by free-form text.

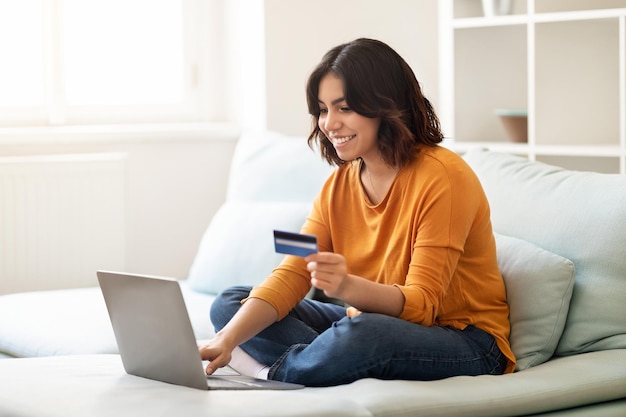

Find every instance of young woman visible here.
[200,38,516,386]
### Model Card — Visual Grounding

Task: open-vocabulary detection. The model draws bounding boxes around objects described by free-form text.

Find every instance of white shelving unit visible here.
[439,0,626,174]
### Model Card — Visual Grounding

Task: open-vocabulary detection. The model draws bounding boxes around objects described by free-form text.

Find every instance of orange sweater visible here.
[248,145,516,373]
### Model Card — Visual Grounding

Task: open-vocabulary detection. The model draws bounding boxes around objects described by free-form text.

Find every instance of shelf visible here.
[533,7,626,23]
[443,140,529,155]
[440,0,626,174]
[454,14,528,29]
[446,142,625,158]
[454,7,626,29]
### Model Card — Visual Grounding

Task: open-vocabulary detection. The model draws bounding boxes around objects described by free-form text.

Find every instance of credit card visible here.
[273,230,318,257]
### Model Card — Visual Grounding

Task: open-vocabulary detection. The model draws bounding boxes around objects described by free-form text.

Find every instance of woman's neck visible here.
[360,157,399,204]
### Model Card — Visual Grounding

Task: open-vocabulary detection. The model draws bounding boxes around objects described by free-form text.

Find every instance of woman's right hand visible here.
[198,297,279,375]
[199,335,236,375]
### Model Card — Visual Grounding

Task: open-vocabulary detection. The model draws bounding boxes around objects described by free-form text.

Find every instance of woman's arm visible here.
[306,252,405,317]
[199,297,278,375]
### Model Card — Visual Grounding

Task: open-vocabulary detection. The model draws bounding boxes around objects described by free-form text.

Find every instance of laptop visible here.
[97,270,304,390]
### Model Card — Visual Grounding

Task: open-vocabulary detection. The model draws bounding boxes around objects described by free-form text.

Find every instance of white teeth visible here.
[332,135,355,144]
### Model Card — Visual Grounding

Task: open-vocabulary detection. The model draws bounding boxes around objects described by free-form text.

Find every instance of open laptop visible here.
[97,270,303,390]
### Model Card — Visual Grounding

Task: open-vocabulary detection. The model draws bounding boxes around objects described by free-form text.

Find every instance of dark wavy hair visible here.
[306,38,443,167]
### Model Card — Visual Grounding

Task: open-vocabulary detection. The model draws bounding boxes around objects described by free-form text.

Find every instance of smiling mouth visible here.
[331,134,356,145]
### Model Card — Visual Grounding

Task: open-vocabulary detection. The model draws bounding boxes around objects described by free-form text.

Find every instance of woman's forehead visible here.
[318,74,345,103]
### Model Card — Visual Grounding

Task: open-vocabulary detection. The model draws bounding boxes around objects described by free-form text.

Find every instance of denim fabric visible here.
[211,286,507,387]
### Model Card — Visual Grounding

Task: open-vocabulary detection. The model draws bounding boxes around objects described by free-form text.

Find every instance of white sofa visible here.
[0,131,625,417]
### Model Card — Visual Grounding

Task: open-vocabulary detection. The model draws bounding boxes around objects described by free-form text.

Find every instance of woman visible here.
[200,38,515,386]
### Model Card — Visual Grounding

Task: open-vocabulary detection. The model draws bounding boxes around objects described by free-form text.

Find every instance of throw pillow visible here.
[226,130,335,202]
[495,233,575,371]
[187,200,312,295]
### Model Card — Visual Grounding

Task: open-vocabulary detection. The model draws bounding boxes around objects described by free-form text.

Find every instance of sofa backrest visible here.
[463,148,626,357]
[187,131,335,295]
[226,130,335,202]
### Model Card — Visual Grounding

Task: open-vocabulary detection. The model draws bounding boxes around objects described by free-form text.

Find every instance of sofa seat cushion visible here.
[0,282,215,358]
[494,233,575,370]
[463,149,626,357]
[0,351,624,417]
[0,355,372,417]
[317,349,626,417]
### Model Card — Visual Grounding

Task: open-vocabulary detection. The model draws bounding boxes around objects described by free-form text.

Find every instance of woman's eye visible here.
[340,106,352,112]
[319,108,328,115]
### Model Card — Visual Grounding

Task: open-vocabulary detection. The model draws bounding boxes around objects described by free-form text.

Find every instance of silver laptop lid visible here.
[97,270,210,390]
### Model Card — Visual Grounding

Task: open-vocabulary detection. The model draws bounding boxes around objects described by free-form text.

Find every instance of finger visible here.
[310,270,332,285]
[306,252,341,263]
[198,346,212,360]
[317,252,342,264]
[204,354,229,375]
[310,276,326,289]
[205,362,218,375]
[304,253,320,263]
[346,306,362,318]
[311,273,340,293]
[308,257,343,273]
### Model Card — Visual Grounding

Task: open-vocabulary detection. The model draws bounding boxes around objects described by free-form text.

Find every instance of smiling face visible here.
[317,73,381,163]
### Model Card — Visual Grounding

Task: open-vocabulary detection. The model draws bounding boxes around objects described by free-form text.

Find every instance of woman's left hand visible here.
[305,252,351,300]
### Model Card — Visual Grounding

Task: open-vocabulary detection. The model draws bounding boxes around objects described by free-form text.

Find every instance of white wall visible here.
[262,0,440,136]
[222,0,267,130]
[0,1,441,291]
[0,127,238,288]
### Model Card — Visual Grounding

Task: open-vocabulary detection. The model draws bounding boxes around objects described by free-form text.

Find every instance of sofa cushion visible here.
[320,350,626,417]
[187,200,312,295]
[463,149,626,356]
[0,283,215,358]
[3,351,625,417]
[187,130,335,295]
[495,233,575,370]
[226,130,335,202]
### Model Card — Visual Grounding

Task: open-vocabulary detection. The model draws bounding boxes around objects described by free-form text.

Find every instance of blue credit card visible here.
[273,230,318,257]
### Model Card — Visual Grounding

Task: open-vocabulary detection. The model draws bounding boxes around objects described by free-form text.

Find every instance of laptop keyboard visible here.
[207,376,264,389]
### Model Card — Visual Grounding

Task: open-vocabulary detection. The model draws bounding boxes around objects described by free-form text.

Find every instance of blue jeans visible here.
[210,286,507,387]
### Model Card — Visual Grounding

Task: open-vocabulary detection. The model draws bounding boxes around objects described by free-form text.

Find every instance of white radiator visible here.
[0,153,127,294]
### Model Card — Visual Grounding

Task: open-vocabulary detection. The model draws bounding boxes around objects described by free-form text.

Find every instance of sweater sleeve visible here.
[395,155,480,325]
[245,172,337,321]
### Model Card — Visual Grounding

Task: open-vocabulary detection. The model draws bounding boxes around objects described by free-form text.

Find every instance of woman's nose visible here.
[323,111,340,131]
